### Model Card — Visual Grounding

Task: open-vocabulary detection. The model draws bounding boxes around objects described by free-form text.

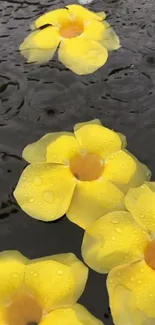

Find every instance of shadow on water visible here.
[0,0,155,323]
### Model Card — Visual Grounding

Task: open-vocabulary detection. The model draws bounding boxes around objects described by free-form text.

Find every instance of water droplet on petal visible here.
[140,215,144,218]
[12,272,19,278]
[57,269,63,275]
[112,236,116,241]
[112,218,119,224]
[115,227,122,233]
[34,177,42,186]
[138,280,142,284]
[43,191,53,203]
[29,198,34,203]
[33,272,38,277]
[131,277,135,282]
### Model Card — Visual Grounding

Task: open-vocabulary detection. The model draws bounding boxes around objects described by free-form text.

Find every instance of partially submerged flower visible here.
[0,251,102,325]
[19,4,120,75]
[82,182,155,325]
[14,119,150,229]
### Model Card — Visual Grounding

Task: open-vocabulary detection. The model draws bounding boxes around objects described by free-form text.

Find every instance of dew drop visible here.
[29,198,34,203]
[57,269,63,275]
[34,177,42,186]
[33,272,38,277]
[112,236,116,241]
[115,227,122,233]
[12,272,19,278]
[112,218,119,224]
[140,215,144,218]
[43,191,53,203]
[131,277,135,282]
[138,280,142,284]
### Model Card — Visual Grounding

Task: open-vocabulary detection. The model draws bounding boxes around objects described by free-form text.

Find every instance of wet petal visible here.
[103,150,137,184]
[125,182,155,233]
[58,38,108,75]
[66,5,103,21]
[40,304,104,325]
[74,121,122,158]
[117,132,127,149]
[25,254,88,312]
[97,12,106,20]
[23,132,80,164]
[83,19,120,51]
[31,8,71,29]
[14,163,76,221]
[107,260,155,319]
[0,251,27,304]
[82,211,149,273]
[19,27,60,63]
[66,178,125,229]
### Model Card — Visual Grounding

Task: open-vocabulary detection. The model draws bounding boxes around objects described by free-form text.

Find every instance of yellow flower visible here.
[0,251,102,325]
[19,4,120,75]
[14,120,150,229]
[82,182,155,325]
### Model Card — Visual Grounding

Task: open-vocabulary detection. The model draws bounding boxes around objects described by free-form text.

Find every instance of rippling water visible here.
[0,0,155,323]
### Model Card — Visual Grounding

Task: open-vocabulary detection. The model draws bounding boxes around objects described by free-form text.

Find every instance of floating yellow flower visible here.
[0,251,102,325]
[82,182,155,325]
[19,4,120,75]
[14,120,150,229]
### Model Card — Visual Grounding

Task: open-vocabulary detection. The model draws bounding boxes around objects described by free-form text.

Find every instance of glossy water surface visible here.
[0,0,155,323]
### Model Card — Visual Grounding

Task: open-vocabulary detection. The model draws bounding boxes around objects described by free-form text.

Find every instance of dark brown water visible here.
[0,0,155,323]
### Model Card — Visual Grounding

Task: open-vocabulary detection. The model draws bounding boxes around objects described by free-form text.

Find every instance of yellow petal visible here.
[66,5,103,21]
[74,121,122,158]
[19,27,60,63]
[97,11,106,20]
[13,163,76,221]
[125,182,155,233]
[23,132,80,164]
[25,254,88,312]
[66,178,125,229]
[83,19,120,51]
[40,304,104,325]
[82,211,149,273]
[0,251,27,305]
[117,132,127,149]
[58,38,108,75]
[103,150,137,184]
[74,119,102,132]
[107,260,155,319]
[31,8,71,29]
[99,21,120,50]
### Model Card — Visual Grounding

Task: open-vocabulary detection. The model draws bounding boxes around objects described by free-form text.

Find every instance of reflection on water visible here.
[0,0,155,323]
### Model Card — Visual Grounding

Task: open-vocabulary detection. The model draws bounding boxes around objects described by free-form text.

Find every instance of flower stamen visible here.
[70,153,104,181]
[60,20,83,38]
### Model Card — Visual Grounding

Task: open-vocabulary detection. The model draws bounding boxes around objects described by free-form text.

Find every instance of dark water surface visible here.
[0,0,155,323]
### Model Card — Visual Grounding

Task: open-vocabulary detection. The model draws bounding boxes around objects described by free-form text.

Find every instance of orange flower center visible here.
[144,239,155,270]
[4,291,42,325]
[70,153,104,181]
[60,20,83,38]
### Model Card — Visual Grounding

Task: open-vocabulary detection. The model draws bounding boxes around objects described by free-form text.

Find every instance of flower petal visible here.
[125,182,155,233]
[23,132,80,164]
[74,121,122,158]
[107,260,155,320]
[103,150,137,185]
[14,163,76,221]
[58,38,108,75]
[25,254,88,312]
[97,11,106,20]
[66,5,103,21]
[66,178,125,229]
[83,19,120,51]
[0,251,27,305]
[40,304,104,325]
[31,8,71,29]
[99,21,120,50]
[82,211,149,273]
[19,27,60,63]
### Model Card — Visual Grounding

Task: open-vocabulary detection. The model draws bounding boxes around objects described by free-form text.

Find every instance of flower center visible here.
[4,291,42,325]
[60,20,83,38]
[70,153,104,181]
[144,239,155,270]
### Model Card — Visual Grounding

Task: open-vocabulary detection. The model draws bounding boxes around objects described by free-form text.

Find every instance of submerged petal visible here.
[74,121,122,158]
[82,211,149,273]
[99,21,120,50]
[25,254,88,312]
[66,5,103,21]
[58,38,108,75]
[0,251,27,304]
[107,260,155,319]
[19,27,60,63]
[125,182,155,233]
[40,304,104,325]
[14,163,76,221]
[23,132,80,164]
[66,178,125,229]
